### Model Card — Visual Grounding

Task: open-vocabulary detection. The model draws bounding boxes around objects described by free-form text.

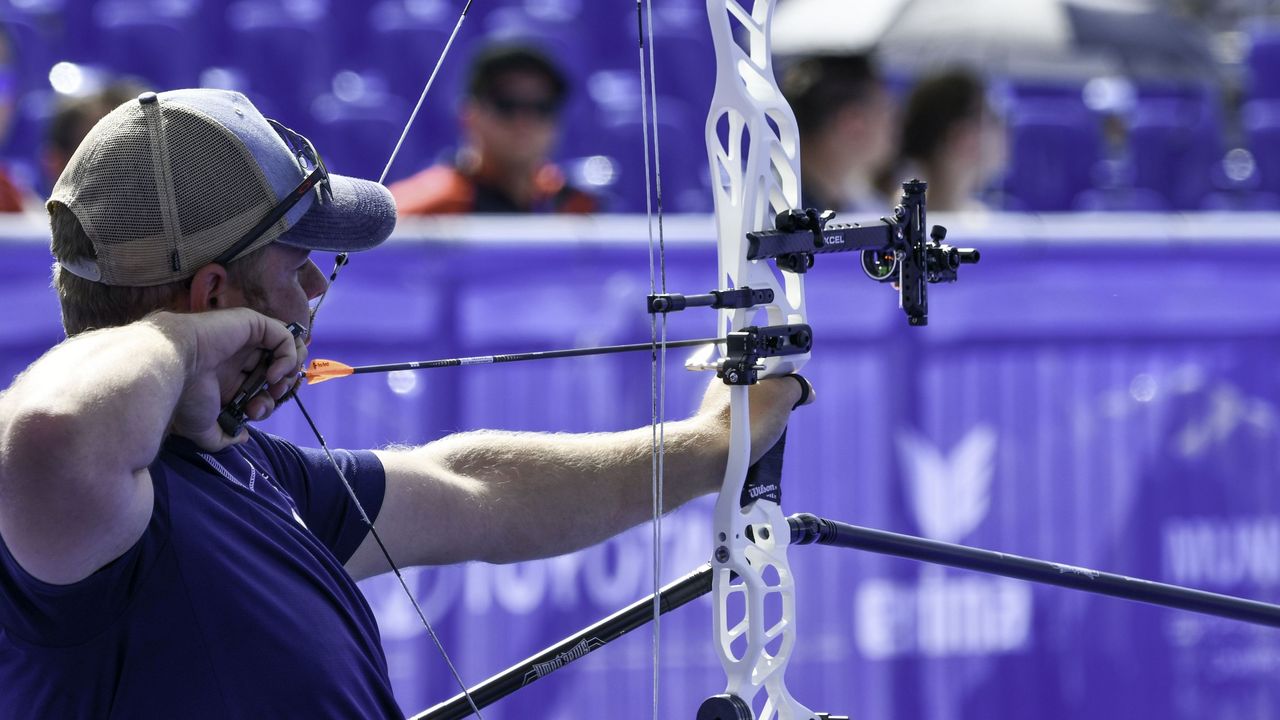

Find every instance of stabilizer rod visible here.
[789,513,1280,628]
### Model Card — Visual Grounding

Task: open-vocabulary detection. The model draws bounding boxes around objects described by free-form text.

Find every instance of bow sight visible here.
[745,179,979,327]
[651,180,979,331]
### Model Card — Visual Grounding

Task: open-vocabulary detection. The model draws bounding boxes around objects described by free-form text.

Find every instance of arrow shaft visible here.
[343,337,724,376]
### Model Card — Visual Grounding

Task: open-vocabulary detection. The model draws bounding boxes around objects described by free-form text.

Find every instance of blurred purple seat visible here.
[644,1,715,114]
[481,6,589,87]
[92,1,202,90]
[1003,100,1102,212]
[1247,25,1280,101]
[1127,95,1221,209]
[309,72,450,184]
[226,0,333,125]
[367,0,469,108]
[589,0,715,111]
[1,3,61,74]
[1242,99,1280,197]
[590,94,709,213]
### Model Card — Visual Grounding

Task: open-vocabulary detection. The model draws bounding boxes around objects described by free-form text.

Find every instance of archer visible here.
[0,88,805,719]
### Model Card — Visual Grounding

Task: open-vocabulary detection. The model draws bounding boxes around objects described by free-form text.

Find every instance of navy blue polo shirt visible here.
[0,429,402,719]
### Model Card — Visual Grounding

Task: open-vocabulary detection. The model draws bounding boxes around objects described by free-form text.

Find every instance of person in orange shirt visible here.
[389,43,598,215]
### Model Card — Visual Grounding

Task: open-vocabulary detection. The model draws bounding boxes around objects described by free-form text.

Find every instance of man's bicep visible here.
[344,448,491,580]
[0,454,153,586]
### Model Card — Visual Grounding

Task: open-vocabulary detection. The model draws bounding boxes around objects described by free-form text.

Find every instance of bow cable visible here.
[635,0,668,717]
[294,396,482,718]
[298,1,483,716]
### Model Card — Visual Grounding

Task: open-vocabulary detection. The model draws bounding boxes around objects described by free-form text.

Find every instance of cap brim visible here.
[277,173,397,253]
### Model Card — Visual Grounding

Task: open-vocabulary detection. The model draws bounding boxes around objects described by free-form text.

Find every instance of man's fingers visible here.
[266,373,300,401]
[262,323,302,385]
[244,391,277,422]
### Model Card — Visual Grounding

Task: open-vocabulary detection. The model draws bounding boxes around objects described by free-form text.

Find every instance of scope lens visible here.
[861,249,898,281]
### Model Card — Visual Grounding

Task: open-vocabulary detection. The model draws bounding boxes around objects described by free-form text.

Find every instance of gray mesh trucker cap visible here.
[49,88,397,287]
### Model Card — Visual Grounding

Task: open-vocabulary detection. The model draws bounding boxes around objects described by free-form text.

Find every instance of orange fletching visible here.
[306,359,355,385]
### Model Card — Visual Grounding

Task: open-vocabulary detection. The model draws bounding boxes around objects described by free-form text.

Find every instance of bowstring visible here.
[378,0,475,187]
[300,2,483,716]
[636,0,668,718]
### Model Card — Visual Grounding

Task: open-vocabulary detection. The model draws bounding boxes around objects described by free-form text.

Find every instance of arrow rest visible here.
[716,325,813,386]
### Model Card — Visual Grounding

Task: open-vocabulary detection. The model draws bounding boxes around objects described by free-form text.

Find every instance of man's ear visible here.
[186,263,231,312]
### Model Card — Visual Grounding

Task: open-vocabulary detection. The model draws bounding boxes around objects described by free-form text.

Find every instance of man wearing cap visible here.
[389,43,599,215]
[0,89,805,717]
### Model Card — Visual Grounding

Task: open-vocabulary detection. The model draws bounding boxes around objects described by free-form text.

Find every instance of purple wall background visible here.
[4,217,1280,718]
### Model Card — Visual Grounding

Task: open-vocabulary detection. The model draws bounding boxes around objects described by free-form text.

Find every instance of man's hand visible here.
[153,309,306,451]
[696,374,816,469]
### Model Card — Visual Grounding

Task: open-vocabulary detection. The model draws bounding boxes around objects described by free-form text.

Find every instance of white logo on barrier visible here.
[1163,515,1280,588]
[854,424,1033,659]
[856,572,1032,660]
[898,425,997,545]
[368,513,714,642]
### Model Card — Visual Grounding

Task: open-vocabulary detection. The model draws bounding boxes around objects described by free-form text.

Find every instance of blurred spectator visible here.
[781,54,897,216]
[891,67,1008,212]
[43,80,146,188]
[0,27,33,212]
[389,43,598,214]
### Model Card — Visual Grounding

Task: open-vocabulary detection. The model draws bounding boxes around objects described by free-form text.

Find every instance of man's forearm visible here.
[437,418,725,562]
[465,417,721,550]
[368,414,728,570]
[358,378,801,573]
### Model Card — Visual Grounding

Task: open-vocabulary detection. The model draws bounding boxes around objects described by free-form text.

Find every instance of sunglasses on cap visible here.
[485,95,561,120]
[212,119,331,268]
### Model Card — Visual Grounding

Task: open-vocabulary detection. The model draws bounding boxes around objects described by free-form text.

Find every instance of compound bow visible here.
[647,3,975,718]
[293,1,1280,718]
[283,1,978,718]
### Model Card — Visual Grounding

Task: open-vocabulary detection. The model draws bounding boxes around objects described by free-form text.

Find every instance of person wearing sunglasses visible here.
[0,88,806,717]
[389,42,599,215]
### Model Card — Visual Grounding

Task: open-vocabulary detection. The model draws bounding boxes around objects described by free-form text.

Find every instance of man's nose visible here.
[303,260,329,300]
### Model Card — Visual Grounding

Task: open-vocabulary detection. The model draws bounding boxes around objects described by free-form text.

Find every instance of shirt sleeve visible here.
[0,469,170,647]
[246,430,387,564]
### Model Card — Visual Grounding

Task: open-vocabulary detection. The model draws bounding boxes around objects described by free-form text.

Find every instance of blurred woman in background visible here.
[890,67,1008,212]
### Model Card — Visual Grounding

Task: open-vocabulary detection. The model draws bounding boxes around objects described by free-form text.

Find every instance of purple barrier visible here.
[3,216,1280,719]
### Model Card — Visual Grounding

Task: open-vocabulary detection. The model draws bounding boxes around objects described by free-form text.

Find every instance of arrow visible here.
[305,337,726,385]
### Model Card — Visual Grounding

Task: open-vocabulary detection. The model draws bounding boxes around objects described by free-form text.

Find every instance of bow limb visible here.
[701,0,814,718]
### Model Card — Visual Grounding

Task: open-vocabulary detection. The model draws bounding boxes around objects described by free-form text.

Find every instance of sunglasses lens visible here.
[491,97,558,119]
[293,134,329,204]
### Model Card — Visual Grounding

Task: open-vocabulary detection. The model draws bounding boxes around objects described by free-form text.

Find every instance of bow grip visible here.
[741,428,785,508]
